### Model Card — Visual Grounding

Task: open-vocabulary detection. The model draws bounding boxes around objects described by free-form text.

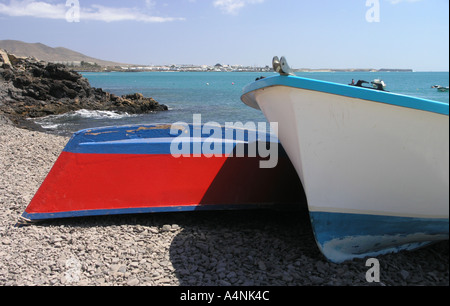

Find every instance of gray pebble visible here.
[127,278,140,286]
[258,261,267,271]
[161,225,172,232]
[400,270,410,280]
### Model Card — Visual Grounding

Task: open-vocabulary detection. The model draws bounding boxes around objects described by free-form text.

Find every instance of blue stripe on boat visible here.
[21,203,296,221]
[309,211,449,263]
[64,124,278,155]
[242,75,449,116]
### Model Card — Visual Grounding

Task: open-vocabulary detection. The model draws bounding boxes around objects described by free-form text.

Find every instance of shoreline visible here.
[0,49,168,126]
[75,68,416,73]
[0,119,448,286]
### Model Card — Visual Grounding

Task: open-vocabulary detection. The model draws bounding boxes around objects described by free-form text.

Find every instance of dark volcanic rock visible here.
[0,49,168,124]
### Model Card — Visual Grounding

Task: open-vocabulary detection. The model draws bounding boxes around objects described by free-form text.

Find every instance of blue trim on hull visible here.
[309,211,449,263]
[242,75,449,116]
[21,203,297,222]
[64,124,278,155]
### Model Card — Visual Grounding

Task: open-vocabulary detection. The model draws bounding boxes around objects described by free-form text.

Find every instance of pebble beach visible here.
[0,118,448,287]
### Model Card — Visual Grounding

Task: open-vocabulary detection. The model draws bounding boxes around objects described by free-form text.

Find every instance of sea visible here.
[31,71,449,136]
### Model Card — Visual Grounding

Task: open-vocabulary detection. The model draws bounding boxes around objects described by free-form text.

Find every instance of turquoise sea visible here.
[33,71,449,136]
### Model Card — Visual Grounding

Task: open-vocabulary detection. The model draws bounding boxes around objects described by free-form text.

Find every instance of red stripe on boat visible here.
[25,152,304,216]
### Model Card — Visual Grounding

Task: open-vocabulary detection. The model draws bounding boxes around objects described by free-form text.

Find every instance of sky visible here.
[0,0,448,71]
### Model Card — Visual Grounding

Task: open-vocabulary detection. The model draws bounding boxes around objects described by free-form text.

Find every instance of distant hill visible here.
[0,40,129,67]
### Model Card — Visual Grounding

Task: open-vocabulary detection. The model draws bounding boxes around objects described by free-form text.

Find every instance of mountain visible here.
[0,40,128,67]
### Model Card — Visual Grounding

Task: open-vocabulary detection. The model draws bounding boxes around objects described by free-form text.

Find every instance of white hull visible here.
[242,76,449,262]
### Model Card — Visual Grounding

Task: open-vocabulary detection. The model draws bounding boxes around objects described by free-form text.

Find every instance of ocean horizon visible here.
[31,71,449,136]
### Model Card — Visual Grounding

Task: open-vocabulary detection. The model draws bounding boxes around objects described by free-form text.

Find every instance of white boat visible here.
[241,56,449,263]
[432,85,449,92]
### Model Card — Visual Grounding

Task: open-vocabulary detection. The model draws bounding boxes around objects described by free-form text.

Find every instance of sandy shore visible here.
[0,119,448,286]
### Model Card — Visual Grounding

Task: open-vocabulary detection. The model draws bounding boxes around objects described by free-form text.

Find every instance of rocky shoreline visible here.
[0,49,167,128]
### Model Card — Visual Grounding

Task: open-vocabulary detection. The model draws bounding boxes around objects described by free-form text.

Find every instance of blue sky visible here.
[0,0,448,71]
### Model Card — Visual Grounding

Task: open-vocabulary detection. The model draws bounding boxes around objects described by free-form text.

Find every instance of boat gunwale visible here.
[241,75,449,116]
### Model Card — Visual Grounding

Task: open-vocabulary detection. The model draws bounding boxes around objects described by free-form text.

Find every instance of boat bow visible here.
[241,57,449,262]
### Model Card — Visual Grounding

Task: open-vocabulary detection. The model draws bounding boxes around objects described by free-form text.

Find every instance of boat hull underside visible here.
[311,211,448,263]
[22,124,306,222]
[245,85,449,262]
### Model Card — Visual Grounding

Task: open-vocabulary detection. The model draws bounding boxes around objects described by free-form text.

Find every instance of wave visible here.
[39,123,61,129]
[64,109,137,119]
[30,109,138,131]
[37,109,137,121]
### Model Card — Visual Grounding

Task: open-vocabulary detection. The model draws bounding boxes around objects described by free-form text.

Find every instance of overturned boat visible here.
[241,56,449,263]
[20,123,306,224]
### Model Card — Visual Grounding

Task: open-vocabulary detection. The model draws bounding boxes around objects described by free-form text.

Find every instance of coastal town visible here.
[64,61,274,72]
[64,61,413,73]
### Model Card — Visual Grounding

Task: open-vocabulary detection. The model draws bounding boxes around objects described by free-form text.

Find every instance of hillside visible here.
[0,40,128,67]
[0,49,167,126]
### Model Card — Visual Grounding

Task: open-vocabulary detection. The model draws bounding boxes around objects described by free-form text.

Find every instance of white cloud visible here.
[82,4,182,23]
[0,0,66,19]
[0,0,184,22]
[213,0,265,15]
